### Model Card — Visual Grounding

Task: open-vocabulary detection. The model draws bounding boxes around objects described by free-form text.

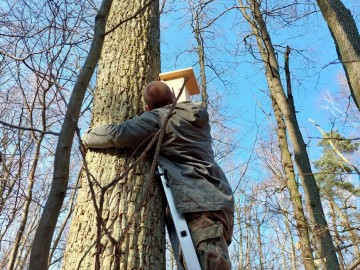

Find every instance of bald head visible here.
[143,81,175,111]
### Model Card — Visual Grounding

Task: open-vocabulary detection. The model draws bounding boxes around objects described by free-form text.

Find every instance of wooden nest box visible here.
[159,67,200,102]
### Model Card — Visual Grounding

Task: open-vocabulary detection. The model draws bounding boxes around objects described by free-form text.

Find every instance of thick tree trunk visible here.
[317,0,360,110]
[62,1,164,269]
[239,0,340,268]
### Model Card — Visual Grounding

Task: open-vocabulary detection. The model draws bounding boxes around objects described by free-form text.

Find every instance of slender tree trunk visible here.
[0,133,21,213]
[17,209,40,270]
[283,210,298,270]
[8,135,43,270]
[244,203,251,269]
[193,14,208,108]
[29,0,113,269]
[236,203,244,270]
[328,199,345,270]
[239,1,340,268]
[256,217,264,270]
[48,175,80,266]
[280,248,287,270]
[329,196,360,257]
[62,1,164,269]
[316,0,360,110]
[271,97,315,270]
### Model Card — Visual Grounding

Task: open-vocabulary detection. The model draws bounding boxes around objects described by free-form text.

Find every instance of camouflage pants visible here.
[181,211,234,270]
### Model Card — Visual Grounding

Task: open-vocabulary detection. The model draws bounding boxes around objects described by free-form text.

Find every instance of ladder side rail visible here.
[157,166,202,270]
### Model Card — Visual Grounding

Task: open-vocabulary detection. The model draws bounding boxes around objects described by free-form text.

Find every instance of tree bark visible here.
[62,0,164,269]
[239,0,340,268]
[316,0,360,110]
[271,97,316,270]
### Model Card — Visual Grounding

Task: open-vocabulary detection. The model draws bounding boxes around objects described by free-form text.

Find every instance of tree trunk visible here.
[244,203,252,269]
[329,195,360,257]
[256,216,264,270]
[280,248,287,270]
[328,199,345,270]
[17,209,40,270]
[192,9,208,108]
[235,203,244,270]
[8,134,43,270]
[62,1,164,269]
[239,0,340,268]
[271,97,315,270]
[29,0,113,269]
[283,214,297,270]
[316,0,360,110]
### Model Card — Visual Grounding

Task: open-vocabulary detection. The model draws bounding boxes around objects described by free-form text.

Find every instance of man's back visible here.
[82,80,235,269]
[82,101,234,215]
[154,101,234,214]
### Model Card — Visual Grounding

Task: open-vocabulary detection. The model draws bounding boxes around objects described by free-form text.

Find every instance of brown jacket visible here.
[82,101,234,214]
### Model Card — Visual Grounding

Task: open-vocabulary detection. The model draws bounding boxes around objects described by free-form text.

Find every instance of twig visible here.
[0,120,60,136]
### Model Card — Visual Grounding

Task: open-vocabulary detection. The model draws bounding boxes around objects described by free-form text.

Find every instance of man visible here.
[82,81,234,270]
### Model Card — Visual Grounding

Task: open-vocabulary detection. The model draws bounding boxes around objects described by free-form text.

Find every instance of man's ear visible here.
[145,104,152,111]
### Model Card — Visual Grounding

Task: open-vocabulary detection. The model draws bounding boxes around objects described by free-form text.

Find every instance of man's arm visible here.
[82,111,161,150]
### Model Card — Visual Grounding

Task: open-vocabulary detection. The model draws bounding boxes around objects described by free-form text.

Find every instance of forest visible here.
[0,0,359,269]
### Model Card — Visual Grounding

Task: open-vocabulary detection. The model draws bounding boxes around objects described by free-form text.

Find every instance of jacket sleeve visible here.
[82,111,161,149]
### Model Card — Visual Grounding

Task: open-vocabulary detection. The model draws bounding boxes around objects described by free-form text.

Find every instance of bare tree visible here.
[257,127,315,269]
[239,0,340,268]
[29,0,114,268]
[316,0,360,110]
[62,0,165,269]
[320,73,360,134]
[188,0,210,107]
[1,0,98,267]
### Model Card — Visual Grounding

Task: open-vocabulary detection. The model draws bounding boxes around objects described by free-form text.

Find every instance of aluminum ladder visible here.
[156,166,202,270]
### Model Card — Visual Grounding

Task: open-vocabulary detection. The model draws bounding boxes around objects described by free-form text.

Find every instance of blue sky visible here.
[160,0,359,167]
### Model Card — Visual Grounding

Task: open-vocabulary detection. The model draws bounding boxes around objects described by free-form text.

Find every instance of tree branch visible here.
[0,120,59,136]
[104,0,155,36]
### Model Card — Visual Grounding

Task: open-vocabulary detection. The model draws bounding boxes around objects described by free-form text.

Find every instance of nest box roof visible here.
[159,67,200,96]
